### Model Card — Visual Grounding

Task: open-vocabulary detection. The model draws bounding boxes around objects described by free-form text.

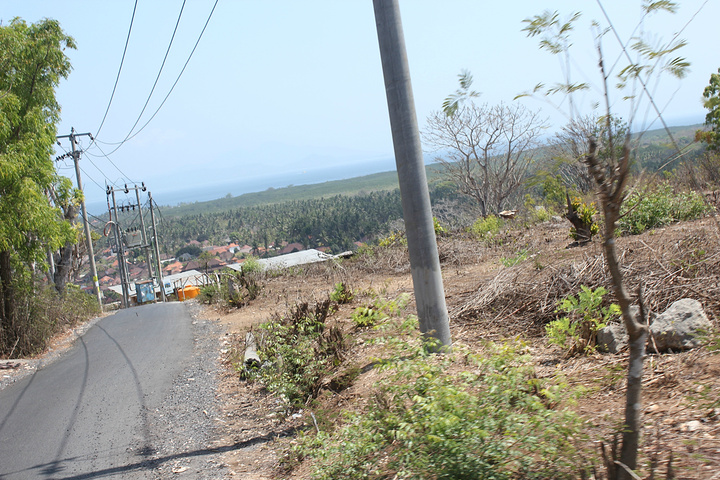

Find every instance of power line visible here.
[80,148,120,188]
[99,0,188,150]
[87,210,110,224]
[108,0,220,146]
[152,198,168,227]
[86,141,136,185]
[94,0,139,140]
[79,165,106,191]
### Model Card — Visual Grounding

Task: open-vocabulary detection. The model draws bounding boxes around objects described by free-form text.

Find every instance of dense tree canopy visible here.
[0,18,76,338]
[156,190,407,255]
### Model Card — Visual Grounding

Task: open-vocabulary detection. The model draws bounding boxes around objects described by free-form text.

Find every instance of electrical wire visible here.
[86,140,136,185]
[107,0,220,147]
[87,211,110,224]
[79,165,106,191]
[94,0,139,140]
[152,199,168,227]
[80,148,120,189]
[53,136,116,209]
[99,0,188,151]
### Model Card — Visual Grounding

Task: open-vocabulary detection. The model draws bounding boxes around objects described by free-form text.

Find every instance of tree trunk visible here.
[585,136,647,479]
[0,250,15,343]
[565,193,592,243]
[53,242,74,295]
[50,199,77,295]
[601,222,648,479]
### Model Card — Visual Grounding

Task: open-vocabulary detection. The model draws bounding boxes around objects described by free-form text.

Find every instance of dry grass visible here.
[445,218,720,340]
[214,216,720,479]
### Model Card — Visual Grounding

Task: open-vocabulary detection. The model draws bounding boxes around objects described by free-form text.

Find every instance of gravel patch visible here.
[143,302,231,479]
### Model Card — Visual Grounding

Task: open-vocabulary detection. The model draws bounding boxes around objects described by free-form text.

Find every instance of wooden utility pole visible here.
[373,0,451,350]
[57,128,103,311]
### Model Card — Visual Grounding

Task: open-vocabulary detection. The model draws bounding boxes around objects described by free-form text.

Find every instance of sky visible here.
[3,0,718,213]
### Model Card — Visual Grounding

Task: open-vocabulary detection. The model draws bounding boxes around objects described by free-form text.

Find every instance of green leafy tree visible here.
[0,18,76,345]
[198,250,215,272]
[697,68,720,151]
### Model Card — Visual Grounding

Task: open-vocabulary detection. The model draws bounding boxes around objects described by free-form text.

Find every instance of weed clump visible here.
[197,269,262,307]
[546,285,620,355]
[470,215,503,244]
[1,283,101,357]
[249,299,346,409]
[619,182,713,235]
[329,282,354,304]
[295,339,585,480]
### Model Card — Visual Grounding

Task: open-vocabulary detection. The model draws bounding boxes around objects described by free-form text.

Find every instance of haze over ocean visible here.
[86,155,400,215]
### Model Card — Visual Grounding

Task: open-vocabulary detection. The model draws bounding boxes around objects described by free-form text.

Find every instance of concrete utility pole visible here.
[107,185,164,306]
[108,187,130,308]
[373,0,451,350]
[134,184,155,286]
[57,128,103,311]
[148,192,166,302]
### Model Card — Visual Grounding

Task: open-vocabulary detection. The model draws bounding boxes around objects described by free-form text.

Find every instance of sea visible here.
[86,155,402,215]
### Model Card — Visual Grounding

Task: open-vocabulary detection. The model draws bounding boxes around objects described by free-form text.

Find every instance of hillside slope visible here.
[210,215,720,479]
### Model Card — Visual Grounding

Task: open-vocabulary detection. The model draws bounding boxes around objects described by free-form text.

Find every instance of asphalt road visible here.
[0,302,199,479]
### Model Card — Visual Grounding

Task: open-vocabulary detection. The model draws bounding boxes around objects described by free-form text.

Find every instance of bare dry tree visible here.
[424,102,547,217]
[548,115,630,195]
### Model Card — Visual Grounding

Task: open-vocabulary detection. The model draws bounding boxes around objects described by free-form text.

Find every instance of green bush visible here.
[433,216,447,235]
[619,182,713,235]
[348,293,411,330]
[251,300,345,408]
[532,205,552,223]
[568,198,600,241]
[196,271,262,307]
[541,174,577,209]
[470,215,503,243]
[351,306,381,328]
[546,286,620,355]
[354,243,375,257]
[2,282,101,357]
[241,255,263,274]
[329,282,354,304]
[378,230,407,247]
[197,284,221,304]
[298,341,585,480]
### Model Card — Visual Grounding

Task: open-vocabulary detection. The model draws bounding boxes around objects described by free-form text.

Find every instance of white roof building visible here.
[225,249,352,273]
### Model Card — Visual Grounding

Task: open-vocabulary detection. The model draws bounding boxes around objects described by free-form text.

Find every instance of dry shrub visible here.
[2,283,101,358]
[449,219,720,337]
[349,244,410,275]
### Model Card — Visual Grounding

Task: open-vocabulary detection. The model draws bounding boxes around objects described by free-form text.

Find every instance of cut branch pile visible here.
[448,220,720,337]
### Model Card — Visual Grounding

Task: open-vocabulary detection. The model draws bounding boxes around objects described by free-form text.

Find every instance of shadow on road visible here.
[23,425,300,480]
[44,337,91,477]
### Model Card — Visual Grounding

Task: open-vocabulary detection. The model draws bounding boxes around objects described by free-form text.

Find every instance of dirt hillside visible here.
[208,216,720,479]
